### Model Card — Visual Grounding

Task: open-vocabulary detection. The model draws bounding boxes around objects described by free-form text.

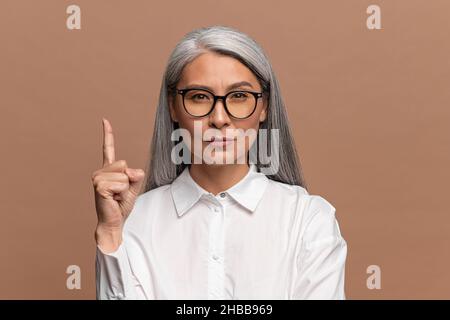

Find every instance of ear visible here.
[259,95,268,122]
[168,94,179,122]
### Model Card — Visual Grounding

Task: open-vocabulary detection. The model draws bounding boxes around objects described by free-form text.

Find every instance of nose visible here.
[208,98,231,129]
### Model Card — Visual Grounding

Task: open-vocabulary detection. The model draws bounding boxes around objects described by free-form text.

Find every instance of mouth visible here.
[204,136,236,146]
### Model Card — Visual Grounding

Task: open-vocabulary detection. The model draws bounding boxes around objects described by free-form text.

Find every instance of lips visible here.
[206,136,235,142]
[204,136,236,146]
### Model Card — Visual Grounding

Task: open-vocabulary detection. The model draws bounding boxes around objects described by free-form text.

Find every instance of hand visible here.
[92,118,145,252]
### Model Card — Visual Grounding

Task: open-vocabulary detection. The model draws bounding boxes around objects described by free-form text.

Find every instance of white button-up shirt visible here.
[96,164,347,300]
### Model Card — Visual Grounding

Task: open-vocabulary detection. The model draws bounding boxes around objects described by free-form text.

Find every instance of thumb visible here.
[125,168,145,195]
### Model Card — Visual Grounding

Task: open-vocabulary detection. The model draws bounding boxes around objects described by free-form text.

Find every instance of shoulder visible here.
[123,184,172,230]
[265,179,333,213]
[266,179,342,242]
[135,184,172,208]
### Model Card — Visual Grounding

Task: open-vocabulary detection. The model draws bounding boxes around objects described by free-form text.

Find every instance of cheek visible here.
[233,118,261,152]
[244,103,266,130]
[177,118,209,141]
[236,117,261,132]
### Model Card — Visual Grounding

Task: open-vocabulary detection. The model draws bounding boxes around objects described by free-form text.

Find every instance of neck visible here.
[188,163,250,195]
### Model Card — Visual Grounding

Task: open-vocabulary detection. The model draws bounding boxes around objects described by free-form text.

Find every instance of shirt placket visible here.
[207,192,227,299]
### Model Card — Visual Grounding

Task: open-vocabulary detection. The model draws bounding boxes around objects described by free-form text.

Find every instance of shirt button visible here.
[212,254,220,261]
[213,207,219,213]
[219,192,226,198]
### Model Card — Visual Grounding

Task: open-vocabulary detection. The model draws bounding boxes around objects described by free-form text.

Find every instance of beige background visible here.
[1,0,449,299]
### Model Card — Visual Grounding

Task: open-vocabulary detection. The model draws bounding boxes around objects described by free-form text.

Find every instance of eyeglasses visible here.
[176,88,263,119]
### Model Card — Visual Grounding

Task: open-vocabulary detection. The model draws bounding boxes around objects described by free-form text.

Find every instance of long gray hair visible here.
[143,25,307,192]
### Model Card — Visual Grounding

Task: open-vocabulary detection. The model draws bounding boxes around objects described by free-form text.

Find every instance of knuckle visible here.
[95,177,103,187]
[92,174,104,186]
[96,180,107,191]
[91,169,101,181]
[118,160,128,168]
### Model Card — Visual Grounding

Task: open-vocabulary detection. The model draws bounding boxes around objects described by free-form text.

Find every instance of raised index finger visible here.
[102,118,115,166]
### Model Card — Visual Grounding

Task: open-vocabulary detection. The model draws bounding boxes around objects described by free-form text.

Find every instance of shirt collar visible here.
[170,164,269,217]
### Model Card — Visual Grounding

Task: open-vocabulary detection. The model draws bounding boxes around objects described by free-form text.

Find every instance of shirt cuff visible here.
[95,242,134,300]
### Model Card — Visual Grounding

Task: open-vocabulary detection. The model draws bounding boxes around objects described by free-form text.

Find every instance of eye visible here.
[192,94,207,100]
[229,92,249,100]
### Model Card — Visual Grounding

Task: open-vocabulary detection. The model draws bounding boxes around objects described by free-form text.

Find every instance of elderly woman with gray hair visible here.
[92,25,347,300]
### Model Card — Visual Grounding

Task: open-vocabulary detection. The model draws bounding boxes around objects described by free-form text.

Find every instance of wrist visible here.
[95,224,123,253]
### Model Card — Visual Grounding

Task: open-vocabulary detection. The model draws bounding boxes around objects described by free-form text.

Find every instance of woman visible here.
[93,25,347,300]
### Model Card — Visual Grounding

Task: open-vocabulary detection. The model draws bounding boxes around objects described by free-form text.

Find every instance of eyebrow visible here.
[183,81,255,92]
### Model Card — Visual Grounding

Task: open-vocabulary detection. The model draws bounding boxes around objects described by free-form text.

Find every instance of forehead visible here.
[178,51,260,89]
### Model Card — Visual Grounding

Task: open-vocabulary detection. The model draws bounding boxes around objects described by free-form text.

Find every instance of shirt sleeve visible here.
[292,195,347,300]
[95,241,147,300]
